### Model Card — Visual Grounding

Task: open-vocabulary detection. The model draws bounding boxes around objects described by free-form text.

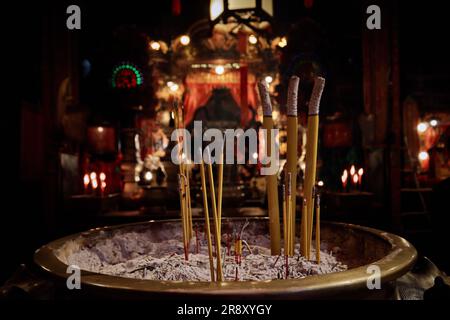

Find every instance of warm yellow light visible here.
[169,84,179,92]
[343,169,348,179]
[430,119,438,127]
[215,65,225,75]
[180,35,190,46]
[150,41,161,51]
[210,0,224,21]
[99,172,106,181]
[265,76,273,84]
[167,81,174,87]
[318,180,324,187]
[417,122,428,133]
[144,171,153,181]
[278,37,287,48]
[252,152,258,160]
[418,151,429,161]
[91,179,98,189]
[358,168,364,176]
[97,126,104,133]
[248,34,258,44]
[90,172,97,181]
[350,165,356,176]
[83,174,90,186]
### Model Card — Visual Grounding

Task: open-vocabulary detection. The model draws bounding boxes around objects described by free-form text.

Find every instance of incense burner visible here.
[34,218,417,299]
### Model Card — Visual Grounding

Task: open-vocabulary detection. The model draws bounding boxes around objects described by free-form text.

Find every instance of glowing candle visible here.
[358,168,364,187]
[91,172,98,190]
[101,181,106,196]
[341,169,348,190]
[352,173,358,186]
[83,174,90,193]
[99,172,106,182]
[350,165,356,176]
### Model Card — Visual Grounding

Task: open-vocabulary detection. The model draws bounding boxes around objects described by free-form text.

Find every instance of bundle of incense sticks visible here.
[285,76,299,256]
[257,80,281,255]
[194,147,225,282]
[205,149,223,281]
[300,77,325,259]
[174,101,193,260]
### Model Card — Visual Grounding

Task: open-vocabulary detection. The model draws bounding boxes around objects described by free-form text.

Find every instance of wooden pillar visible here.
[41,2,80,233]
[362,0,401,229]
[389,1,402,231]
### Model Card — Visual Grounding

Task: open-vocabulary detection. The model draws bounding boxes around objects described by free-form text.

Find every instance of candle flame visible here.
[92,179,98,189]
[99,172,106,181]
[341,175,346,184]
[90,172,97,180]
[343,169,348,179]
[101,181,106,190]
[350,165,356,176]
[352,174,358,184]
[83,174,90,186]
[358,168,364,176]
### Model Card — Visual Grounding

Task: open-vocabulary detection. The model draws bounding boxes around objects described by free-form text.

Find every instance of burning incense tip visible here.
[258,80,273,117]
[308,77,325,115]
[287,76,300,116]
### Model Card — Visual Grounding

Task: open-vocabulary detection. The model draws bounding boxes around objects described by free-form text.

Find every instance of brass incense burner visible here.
[34,218,417,299]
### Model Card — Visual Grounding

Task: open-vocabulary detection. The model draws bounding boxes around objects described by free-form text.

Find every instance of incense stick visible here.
[258,80,281,255]
[301,197,308,257]
[286,76,299,255]
[178,174,189,260]
[282,184,288,255]
[199,156,215,282]
[287,172,293,256]
[217,150,224,237]
[315,192,321,264]
[303,77,325,259]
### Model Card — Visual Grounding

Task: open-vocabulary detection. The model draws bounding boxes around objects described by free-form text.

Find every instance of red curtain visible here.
[183,70,259,125]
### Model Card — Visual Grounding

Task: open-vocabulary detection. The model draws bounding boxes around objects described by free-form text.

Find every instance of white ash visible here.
[287,76,300,116]
[65,231,347,281]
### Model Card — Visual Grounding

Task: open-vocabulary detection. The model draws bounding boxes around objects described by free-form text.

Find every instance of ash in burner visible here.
[62,224,347,281]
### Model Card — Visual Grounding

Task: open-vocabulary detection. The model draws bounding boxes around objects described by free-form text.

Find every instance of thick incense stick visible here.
[199,158,215,281]
[206,152,223,281]
[258,80,281,255]
[286,76,299,254]
[301,77,325,258]
[315,193,321,264]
